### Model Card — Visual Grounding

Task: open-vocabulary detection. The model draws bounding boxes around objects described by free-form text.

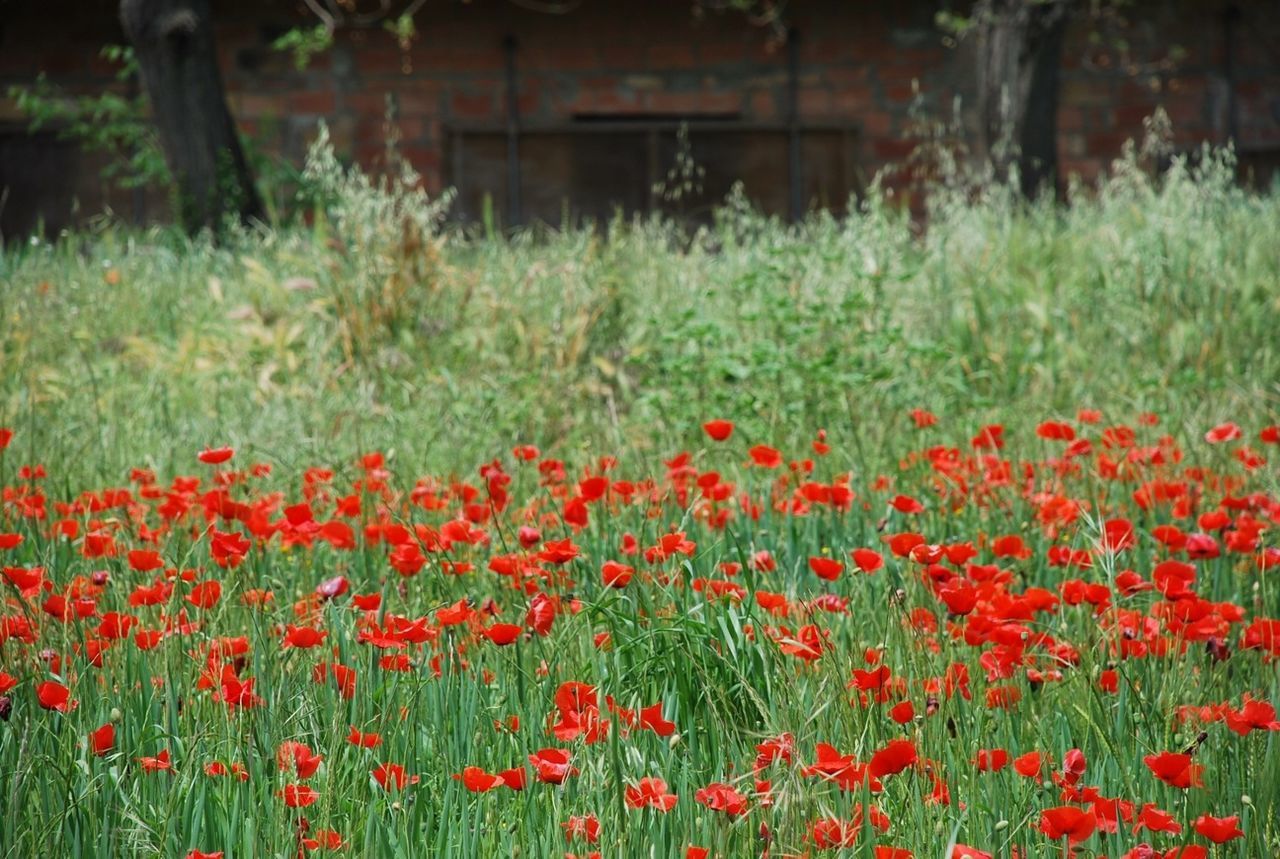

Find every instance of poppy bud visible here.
[1205,637,1231,662]
[110,707,123,723]
[91,570,109,586]
[0,696,10,721]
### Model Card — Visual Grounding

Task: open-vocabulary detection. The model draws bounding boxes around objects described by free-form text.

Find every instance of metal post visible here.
[1222,5,1240,147]
[786,27,802,222]
[503,35,521,227]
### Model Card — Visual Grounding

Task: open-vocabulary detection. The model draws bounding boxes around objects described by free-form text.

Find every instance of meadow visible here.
[0,140,1278,858]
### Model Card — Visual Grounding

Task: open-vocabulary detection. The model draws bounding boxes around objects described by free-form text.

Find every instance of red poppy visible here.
[139,749,173,773]
[869,738,917,778]
[851,548,884,573]
[972,748,1009,772]
[529,748,578,784]
[625,777,678,811]
[277,741,323,779]
[89,723,115,756]
[1204,422,1242,444]
[808,556,844,581]
[1192,813,1244,843]
[127,549,163,572]
[198,446,235,464]
[278,783,319,807]
[1132,803,1182,835]
[601,560,635,588]
[186,580,222,610]
[481,623,522,645]
[371,762,419,791]
[36,680,73,712]
[694,782,747,817]
[1143,751,1203,789]
[748,444,782,468]
[453,766,503,792]
[562,814,600,844]
[1039,805,1096,843]
[702,420,734,441]
[1224,699,1280,735]
[282,624,327,648]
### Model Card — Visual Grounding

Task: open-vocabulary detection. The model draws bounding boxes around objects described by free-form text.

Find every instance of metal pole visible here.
[1222,5,1240,148]
[787,27,802,222]
[503,34,521,227]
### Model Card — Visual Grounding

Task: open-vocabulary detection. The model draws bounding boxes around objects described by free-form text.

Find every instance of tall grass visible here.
[2,139,1276,487]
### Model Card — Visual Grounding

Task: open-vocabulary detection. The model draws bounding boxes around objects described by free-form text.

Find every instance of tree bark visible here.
[973,0,1070,199]
[120,0,264,232]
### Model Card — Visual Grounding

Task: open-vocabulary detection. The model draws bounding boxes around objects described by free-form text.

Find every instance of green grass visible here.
[0,142,1278,858]
[2,145,1277,488]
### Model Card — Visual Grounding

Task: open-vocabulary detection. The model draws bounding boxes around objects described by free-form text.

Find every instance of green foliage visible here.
[0,138,1277,488]
[7,46,169,191]
[271,24,335,72]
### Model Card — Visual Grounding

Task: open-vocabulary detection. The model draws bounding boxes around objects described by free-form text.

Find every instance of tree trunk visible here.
[973,0,1070,199]
[120,0,264,232]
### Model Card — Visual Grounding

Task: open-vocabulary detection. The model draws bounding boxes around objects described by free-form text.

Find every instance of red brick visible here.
[648,44,697,69]
[451,92,496,120]
[290,90,337,116]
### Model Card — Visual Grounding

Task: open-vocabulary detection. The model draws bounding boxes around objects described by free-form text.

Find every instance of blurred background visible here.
[1,0,1278,239]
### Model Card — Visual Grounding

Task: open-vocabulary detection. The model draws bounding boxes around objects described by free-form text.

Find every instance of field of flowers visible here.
[1,145,1278,858]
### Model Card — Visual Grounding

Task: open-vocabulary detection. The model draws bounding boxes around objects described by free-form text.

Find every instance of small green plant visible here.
[271,24,335,71]
[8,45,169,191]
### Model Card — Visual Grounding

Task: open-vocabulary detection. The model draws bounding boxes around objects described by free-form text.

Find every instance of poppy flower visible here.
[498,766,527,790]
[702,420,734,441]
[1204,422,1242,444]
[625,777,678,811]
[1143,751,1203,789]
[186,580,222,610]
[198,447,235,464]
[184,852,224,859]
[89,723,115,757]
[371,762,419,791]
[1132,803,1182,835]
[809,817,858,848]
[282,624,327,648]
[695,782,748,817]
[482,623,522,645]
[204,761,248,781]
[851,548,884,573]
[453,766,503,792]
[529,748,578,784]
[278,783,319,807]
[889,700,915,724]
[562,814,600,843]
[869,738,917,778]
[1039,805,1096,843]
[637,702,676,737]
[973,748,1009,772]
[1192,813,1244,843]
[808,556,844,581]
[748,445,782,468]
[277,741,323,779]
[139,749,173,773]
[36,680,72,712]
[127,549,163,572]
[1224,699,1280,735]
[301,830,345,851]
[601,560,635,588]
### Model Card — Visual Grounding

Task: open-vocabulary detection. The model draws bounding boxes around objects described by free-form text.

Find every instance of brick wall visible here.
[1,0,1277,234]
